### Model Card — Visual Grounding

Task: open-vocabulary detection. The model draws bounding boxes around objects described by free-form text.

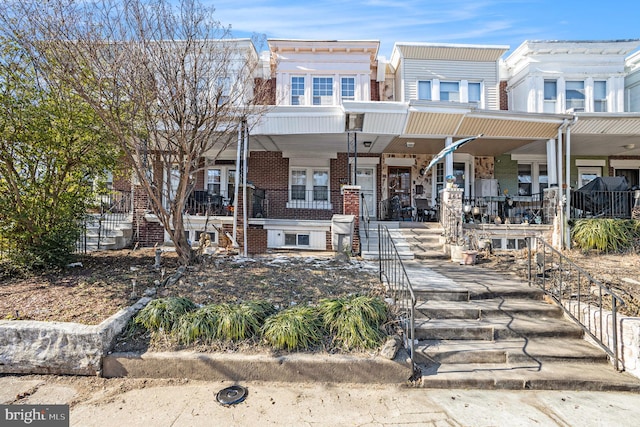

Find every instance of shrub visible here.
[262,305,323,351]
[571,219,639,252]
[134,297,196,332]
[174,306,218,345]
[319,295,388,350]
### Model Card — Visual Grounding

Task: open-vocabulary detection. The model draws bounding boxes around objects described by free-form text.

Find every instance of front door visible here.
[357,167,376,218]
[388,167,411,218]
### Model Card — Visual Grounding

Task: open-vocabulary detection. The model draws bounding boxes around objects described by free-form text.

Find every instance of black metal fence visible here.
[250,188,342,221]
[570,189,640,220]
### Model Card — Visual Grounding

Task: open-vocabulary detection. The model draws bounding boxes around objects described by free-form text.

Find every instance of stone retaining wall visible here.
[0,297,150,376]
[562,300,640,380]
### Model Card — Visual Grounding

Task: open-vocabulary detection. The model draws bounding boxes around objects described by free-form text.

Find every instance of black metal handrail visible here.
[527,237,625,370]
[361,193,370,252]
[378,224,416,366]
[77,190,132,253]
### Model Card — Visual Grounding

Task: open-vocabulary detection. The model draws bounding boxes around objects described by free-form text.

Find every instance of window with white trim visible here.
[418,80,432,100]
[285,233,310,247]
[468,82,481,105]
[216,76,231,105]
[207,167,235,200]
[544,80,557,113]
[313,77,333,105]
[517,162,548,196]
[594,80,607,112]
[566,81,585,111]
[578,167,601,188]
[341,77,355,101]
[288,167,331,208]
[291,76,305,105]
[440,81,460,102]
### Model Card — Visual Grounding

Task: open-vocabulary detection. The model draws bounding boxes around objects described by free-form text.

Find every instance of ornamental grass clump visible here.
[175,300,275,344]
[571,219,639,252]
[261,305,323,351]
[319,295,388,350]
[134,297,196,332]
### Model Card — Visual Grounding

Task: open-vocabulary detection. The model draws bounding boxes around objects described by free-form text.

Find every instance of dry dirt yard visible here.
[1,246,639,330]
[0,248,384,325]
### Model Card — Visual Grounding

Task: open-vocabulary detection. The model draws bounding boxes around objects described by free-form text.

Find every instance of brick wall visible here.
[247,226,268,254]
[499,81,508,111]
[132,185,164,247]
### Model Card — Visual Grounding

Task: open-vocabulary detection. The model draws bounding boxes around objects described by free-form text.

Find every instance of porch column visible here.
[546,139,558,186]
[342,185,361,254]
[445,136,453,178]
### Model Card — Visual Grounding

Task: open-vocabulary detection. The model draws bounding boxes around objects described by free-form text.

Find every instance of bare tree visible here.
[0,0,270,265]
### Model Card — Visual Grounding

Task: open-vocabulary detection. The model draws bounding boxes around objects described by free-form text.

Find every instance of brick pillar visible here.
[132,185,164,247]
[342,185,361,254]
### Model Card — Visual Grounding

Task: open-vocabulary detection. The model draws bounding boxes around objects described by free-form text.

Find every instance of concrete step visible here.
[415,299,563,319]
[417,361,640,391]
[414,338,607,365]
[414,316,584,341]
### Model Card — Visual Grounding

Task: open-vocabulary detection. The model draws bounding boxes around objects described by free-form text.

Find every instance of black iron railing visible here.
[378,224,416,366]
[570,189,639,220]
[77,190,133,253]
[462,193,547,224]
[527,237,625,370]
[251,188,341,220]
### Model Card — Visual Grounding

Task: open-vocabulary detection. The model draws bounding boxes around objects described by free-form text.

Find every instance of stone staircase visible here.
[370,223,640,390]
[80,213,134,252]
[360,220,414,260]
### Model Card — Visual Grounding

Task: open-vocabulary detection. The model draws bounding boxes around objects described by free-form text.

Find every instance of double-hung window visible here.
[216,76,231,105]
[468,82,481,105]
[594,80,607,112]
[440,82,460,102]
[341,77,355,102]
[565,81,585,111]
[517,162,548,196]
[543,80,557,113]
[417,80,432,100]
[207,167,235,200]
[289,168,331,209]
[291,76,305,105]
[313,77,333,105]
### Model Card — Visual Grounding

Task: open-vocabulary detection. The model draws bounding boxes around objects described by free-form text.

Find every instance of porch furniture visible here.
[415,198,436,222]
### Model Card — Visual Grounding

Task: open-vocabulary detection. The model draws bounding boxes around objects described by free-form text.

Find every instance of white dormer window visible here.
[566,81,585,112]
[313,77,333,105]
[594,80,607,112]
[291,76,305,105]
[440,81,460,102]
[418,80,432,100]
[544,80,557,113]
[341,77,355,101]
[468,82,481,105]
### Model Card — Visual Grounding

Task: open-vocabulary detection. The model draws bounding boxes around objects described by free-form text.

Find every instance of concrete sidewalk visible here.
[2,375,639,426]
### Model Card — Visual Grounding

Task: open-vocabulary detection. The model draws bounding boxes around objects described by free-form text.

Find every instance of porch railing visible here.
[77,190,133,253]
[570,189,639,220]
[462,193,547,224]
[251,188,341,220]
[527,236,625,370]
[378,223,416,367]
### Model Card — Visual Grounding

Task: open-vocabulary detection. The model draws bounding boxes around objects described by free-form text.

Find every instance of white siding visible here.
[400,59,500,109]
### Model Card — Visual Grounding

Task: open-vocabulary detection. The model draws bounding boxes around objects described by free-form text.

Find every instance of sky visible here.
[202,0,640,58]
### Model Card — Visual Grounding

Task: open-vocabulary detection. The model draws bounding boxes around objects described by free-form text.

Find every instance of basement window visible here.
[285,233,310,247]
